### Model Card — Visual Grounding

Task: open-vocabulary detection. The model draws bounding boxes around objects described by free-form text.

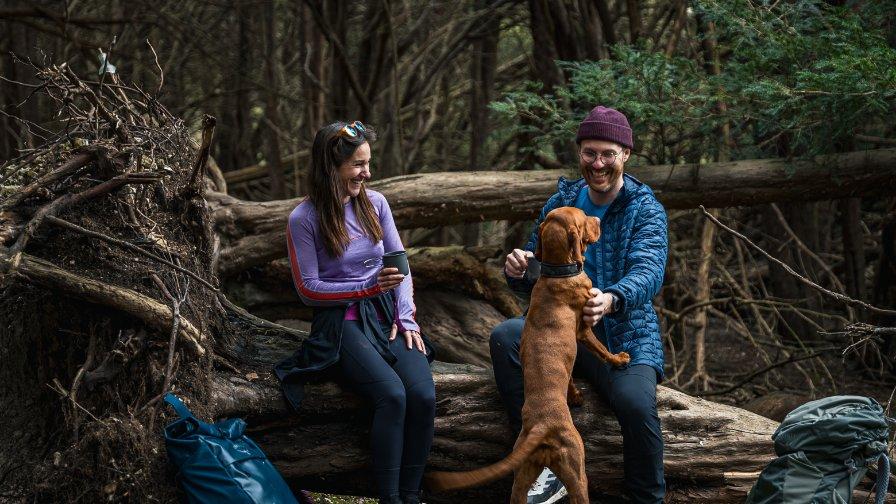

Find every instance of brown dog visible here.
[426,207,631,503]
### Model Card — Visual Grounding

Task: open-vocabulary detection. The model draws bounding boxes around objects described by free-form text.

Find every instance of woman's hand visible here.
[377,267,405,291]
[388,324,426,353]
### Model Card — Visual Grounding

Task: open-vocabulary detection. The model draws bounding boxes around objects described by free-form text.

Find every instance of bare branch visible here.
[699,205,896,316]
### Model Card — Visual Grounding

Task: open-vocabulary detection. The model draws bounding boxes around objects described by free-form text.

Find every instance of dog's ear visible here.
[534,221,545,260]
[584,216,601,245]
[568,228,585,264]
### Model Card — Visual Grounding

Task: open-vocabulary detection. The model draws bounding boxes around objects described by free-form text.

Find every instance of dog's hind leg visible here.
[552,436,589,504]
[577,325,630,367]
[510,461,541,504]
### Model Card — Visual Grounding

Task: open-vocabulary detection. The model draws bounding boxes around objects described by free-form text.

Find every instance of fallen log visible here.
[212,350,779,503]
[210,148,896,276]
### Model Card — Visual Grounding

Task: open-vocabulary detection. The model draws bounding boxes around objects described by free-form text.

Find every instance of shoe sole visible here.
[540,486,568,504]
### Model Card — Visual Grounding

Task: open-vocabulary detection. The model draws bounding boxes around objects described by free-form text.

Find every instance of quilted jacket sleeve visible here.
[505,192,564,293]
[604,196,668,315]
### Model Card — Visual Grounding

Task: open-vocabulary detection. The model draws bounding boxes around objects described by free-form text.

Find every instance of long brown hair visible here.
[307,121,383,258]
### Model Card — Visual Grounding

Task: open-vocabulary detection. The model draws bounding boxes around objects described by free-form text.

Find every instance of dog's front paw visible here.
[611,352,631,367]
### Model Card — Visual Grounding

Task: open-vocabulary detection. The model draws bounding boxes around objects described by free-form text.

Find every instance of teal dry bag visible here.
[163,393,298,504]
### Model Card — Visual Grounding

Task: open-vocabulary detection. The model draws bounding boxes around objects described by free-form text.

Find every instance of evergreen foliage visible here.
[491,0,896,165]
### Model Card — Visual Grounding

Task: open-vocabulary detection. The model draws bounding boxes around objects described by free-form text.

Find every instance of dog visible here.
[426,206,631,503]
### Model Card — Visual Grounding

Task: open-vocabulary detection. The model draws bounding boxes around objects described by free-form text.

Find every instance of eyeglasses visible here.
[580,148,623,166]
[337,120,366,138]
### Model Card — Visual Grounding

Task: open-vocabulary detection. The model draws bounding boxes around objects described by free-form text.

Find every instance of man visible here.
[490,105,668,504]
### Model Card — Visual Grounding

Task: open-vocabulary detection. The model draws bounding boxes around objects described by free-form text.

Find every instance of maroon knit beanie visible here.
[575,105,634,149]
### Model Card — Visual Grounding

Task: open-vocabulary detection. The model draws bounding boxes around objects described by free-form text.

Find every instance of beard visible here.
[581,163,621,192]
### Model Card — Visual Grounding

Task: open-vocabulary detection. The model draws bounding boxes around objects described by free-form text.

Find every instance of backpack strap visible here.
[874,453,890,504]
[164,393,195,420]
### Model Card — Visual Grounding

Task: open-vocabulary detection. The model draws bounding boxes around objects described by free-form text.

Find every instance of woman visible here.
[274,121,435,504]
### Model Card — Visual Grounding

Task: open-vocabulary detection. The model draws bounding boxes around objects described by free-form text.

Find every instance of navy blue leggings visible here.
[490,317,665,504]
[337,320,435,500]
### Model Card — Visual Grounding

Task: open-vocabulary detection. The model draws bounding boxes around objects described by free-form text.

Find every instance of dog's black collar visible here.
[539,261,583,278]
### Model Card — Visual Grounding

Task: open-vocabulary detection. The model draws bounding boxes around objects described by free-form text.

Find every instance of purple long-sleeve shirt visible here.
[286,189,419,333]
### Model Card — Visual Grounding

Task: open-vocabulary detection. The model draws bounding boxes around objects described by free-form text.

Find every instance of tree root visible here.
[5,253,206,356]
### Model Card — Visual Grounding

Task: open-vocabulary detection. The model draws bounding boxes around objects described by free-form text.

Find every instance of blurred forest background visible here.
[2,0,896,501]
[5,0,895,388]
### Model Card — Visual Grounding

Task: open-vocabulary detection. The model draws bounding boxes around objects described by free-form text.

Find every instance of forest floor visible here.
[696,321,895,415]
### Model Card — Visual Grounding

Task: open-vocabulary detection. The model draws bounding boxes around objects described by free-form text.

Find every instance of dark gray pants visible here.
[338,320,435,501]
[489,317,665,504]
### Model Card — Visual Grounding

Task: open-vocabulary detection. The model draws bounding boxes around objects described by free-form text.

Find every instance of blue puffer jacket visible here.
[507,173,668,379]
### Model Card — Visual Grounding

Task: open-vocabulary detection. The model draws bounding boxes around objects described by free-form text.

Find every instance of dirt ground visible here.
[695,322,896,416]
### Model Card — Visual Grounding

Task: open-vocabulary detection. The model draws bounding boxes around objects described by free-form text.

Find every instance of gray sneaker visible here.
[527,468,568,504]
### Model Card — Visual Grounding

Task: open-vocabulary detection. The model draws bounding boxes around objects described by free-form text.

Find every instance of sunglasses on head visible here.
[337,120,366,138]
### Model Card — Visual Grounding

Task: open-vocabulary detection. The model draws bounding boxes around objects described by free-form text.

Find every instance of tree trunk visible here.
[216,2,253,172]
[690,210,717,390]
[262,0,286,199]
[526,0,564,89]
[626,0,642,43]
[841,197,866,301]
[209,148,896,277]
[870,199,896,372]
[465,1,500,249]
[764,202,825,340]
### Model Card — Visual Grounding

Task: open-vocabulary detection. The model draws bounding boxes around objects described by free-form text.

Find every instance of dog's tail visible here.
[424,426,550,493]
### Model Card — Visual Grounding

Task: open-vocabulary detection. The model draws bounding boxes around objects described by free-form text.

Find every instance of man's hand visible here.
[504,249,533,278]
[583,287,615,326]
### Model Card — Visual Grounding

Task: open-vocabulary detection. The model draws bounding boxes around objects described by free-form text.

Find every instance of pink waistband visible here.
[344,303,387,323]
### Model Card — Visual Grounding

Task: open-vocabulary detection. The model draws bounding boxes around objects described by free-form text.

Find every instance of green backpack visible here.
[746,396,892,504]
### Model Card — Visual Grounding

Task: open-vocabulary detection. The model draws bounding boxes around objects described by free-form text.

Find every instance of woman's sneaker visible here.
[527,468,568,504]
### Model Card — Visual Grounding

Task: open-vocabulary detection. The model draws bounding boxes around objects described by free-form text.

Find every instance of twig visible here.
[699,206,896,316]
[69,326,98,412]
[217,292,306,340]
[716,254,776,365]
[47,380,99,422]
[44,215,218,292]
[769,203,851,318]
[66,324,99,440]
[700,347,840,396]
[7,170,161,258]
[145,39,164,96]
[96,35,117,108]
[661,296,834,322]
[0,151,95,211]
[142,273,188,411]
[841,335,877,356]
[188,115,216,190]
